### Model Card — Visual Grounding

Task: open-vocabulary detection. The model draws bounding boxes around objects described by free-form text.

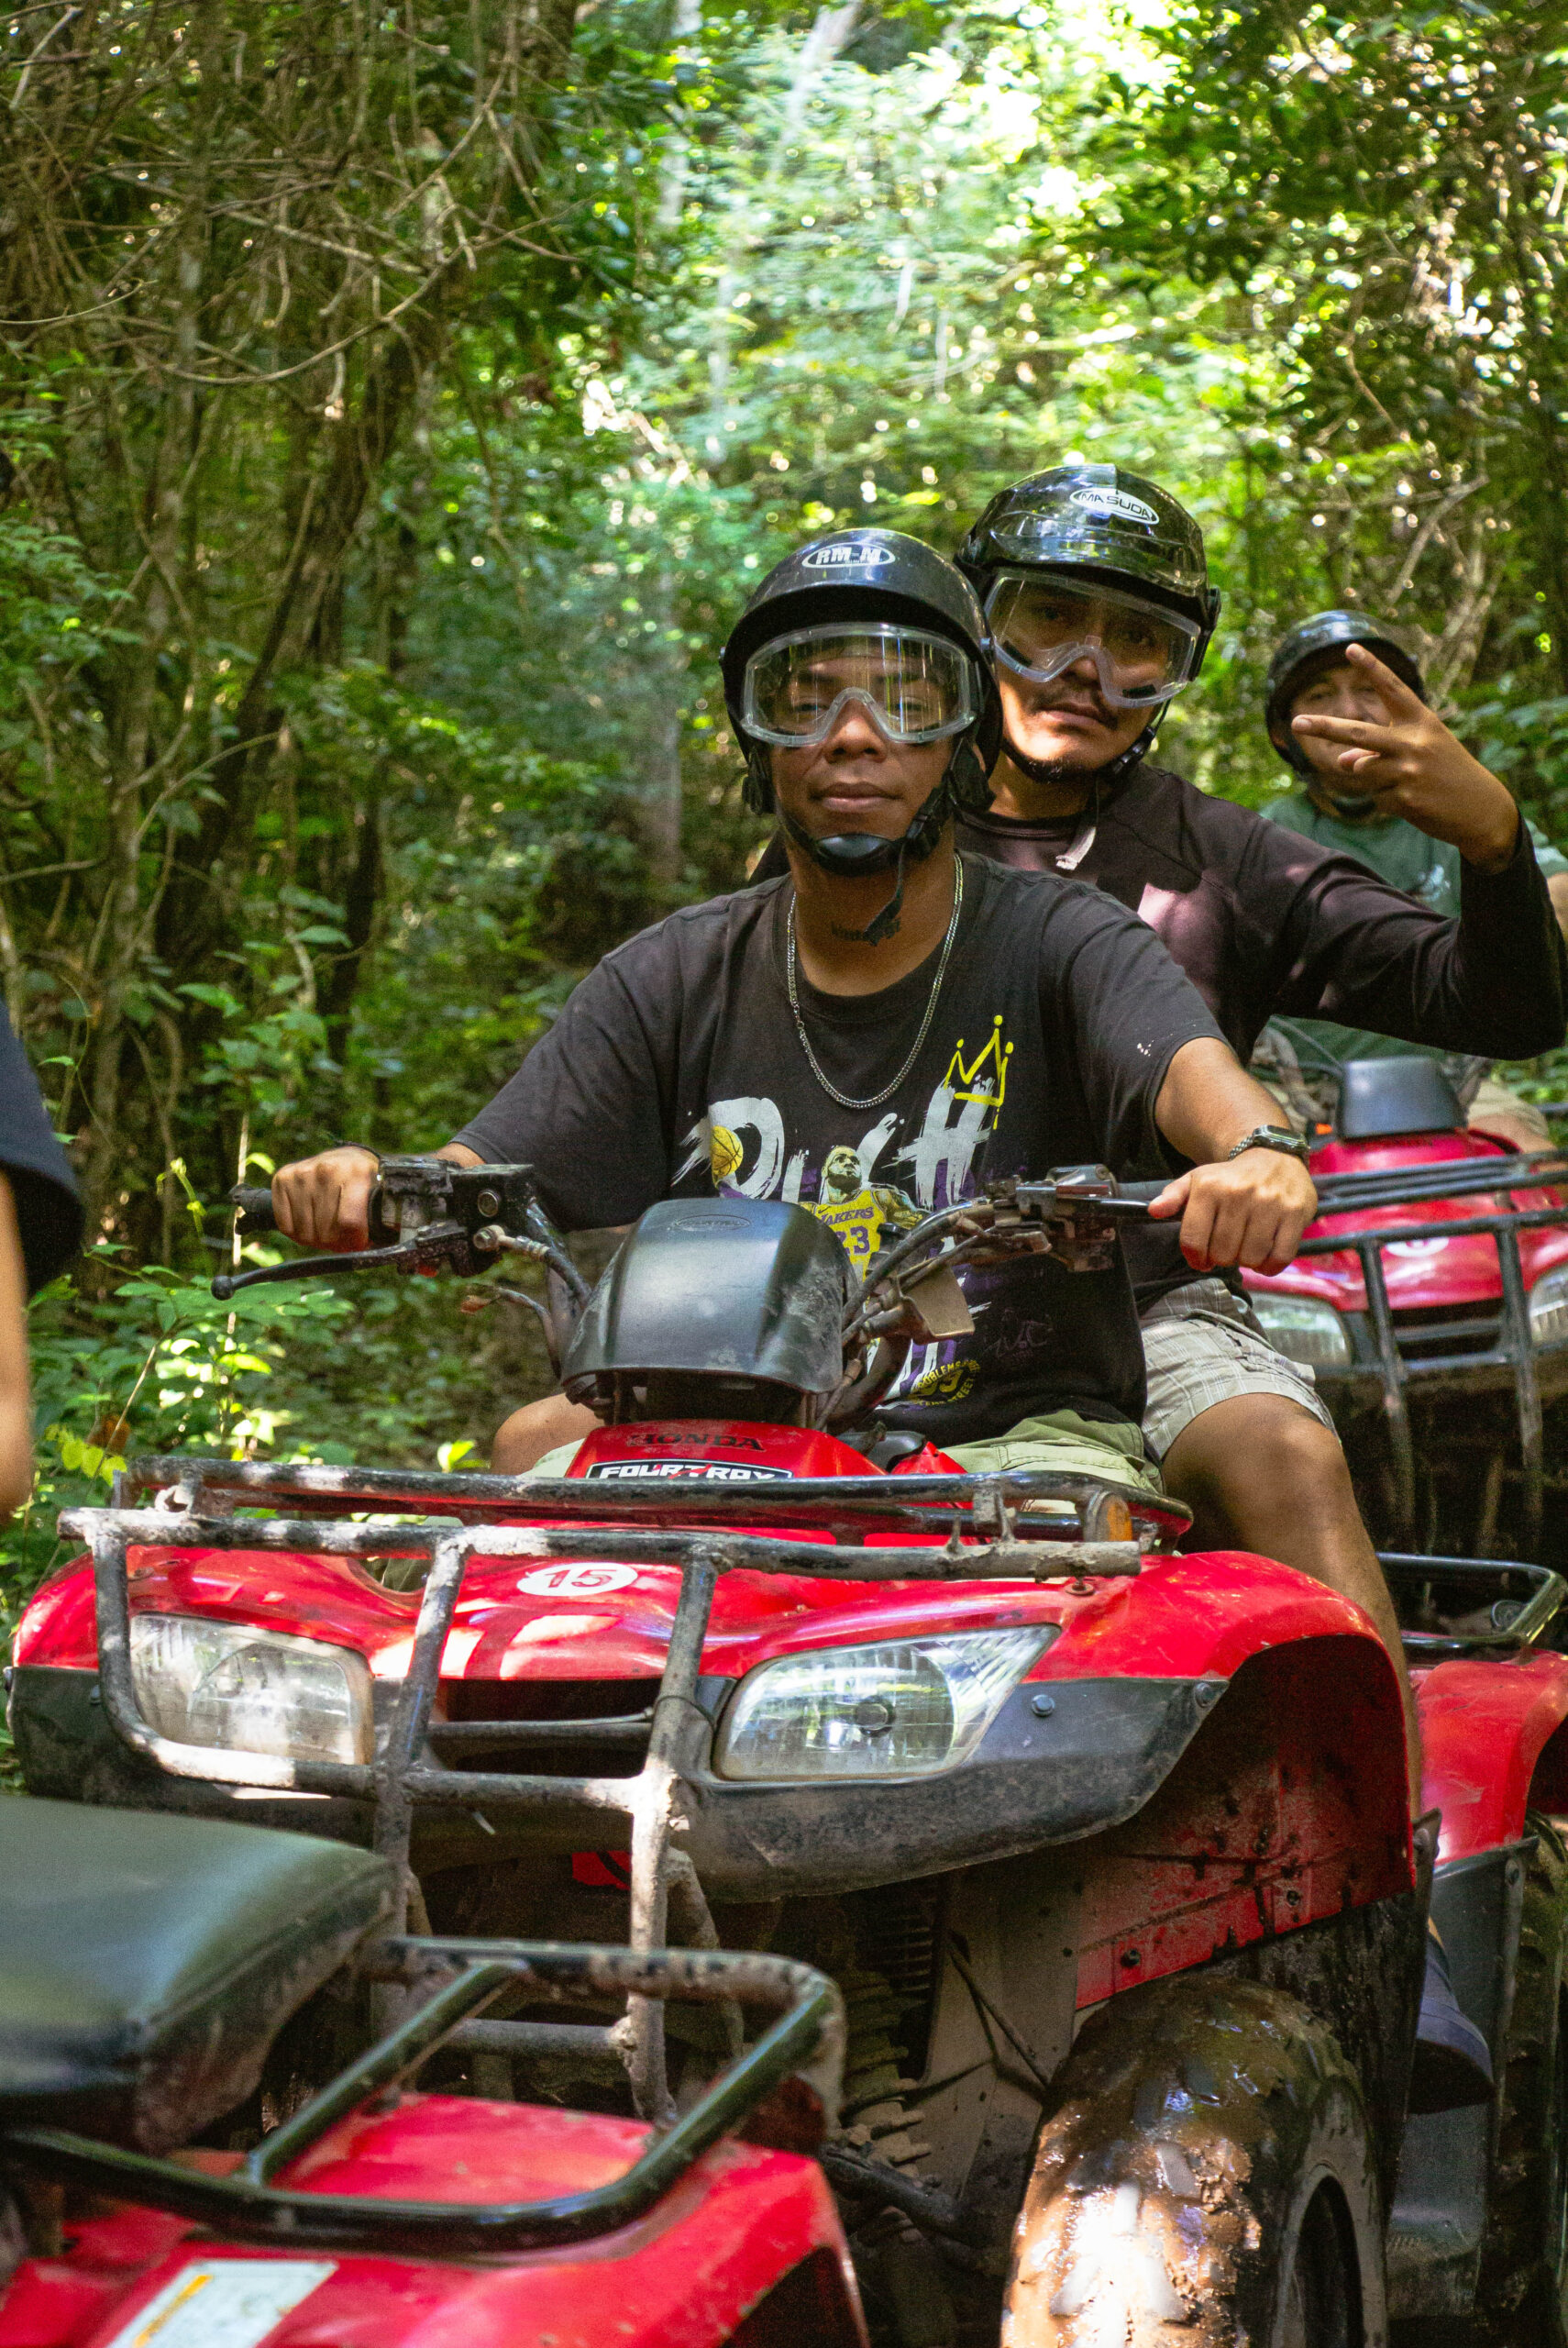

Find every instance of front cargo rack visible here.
[67,1451,1183,2125]
[1284,1148,1568,1550]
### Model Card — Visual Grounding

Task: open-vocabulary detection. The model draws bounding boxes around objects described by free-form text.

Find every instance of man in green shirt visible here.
[1262,610,1568,1148]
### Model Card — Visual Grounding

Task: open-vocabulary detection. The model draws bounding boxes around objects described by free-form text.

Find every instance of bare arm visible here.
[0,1177,34,1523]
[1152,1036,1319,1276]
[272,1141,482,1251]
[1550,872,1568,943]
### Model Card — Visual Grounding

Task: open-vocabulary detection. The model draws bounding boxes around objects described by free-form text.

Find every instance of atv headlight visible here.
[1529,1265,1568,1348]
[713,1627,1056,1782]
[130,1615,373,1766]
[1248,1293,1352,1368]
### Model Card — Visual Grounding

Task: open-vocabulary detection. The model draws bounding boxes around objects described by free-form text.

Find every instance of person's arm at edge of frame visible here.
[1257,792,1568,1063]
[1150,1036,1319,1277]
[1550,871,1568,944]
[0,1177,34,1523]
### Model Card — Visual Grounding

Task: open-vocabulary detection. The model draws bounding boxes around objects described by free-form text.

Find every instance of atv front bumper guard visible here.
[0,1940,842,2259]
[63,1458,1173,2127]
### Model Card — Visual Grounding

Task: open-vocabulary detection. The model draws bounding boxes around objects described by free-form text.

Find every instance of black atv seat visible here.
[0,1798,393,2153]
[1337,1056,1464,1142]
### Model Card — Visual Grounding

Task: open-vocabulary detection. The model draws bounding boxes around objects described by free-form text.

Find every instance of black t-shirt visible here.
[453,856,1224,1445]
[0,1010,82,1293]
[754,777,1568,1304]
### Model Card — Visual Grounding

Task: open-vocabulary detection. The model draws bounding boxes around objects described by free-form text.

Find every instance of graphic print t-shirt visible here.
[452,858,1225,1445]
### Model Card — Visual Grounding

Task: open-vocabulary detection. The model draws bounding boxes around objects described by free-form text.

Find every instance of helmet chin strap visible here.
[1001,718,1155,794]
[779,778,951,947]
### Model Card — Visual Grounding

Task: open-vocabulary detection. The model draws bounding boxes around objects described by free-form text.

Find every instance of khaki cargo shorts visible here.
[1139,1277,1334,1460]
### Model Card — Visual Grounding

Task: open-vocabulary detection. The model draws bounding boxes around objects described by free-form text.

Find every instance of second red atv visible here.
[11,1157,1568,2343]
[1244,1046,1568,1559]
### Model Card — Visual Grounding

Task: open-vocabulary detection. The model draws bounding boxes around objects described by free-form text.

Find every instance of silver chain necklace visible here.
[785,859,966,1112]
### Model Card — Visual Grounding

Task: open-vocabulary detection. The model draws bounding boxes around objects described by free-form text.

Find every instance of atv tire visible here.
[1473,1811,1568,2346]
[1002,1975,1385,2347]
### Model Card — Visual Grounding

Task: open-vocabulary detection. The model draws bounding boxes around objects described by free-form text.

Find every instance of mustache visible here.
[1019,685,1116,725]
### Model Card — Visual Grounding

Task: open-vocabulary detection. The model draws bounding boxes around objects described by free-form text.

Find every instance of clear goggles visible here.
[742,624,977,748]
[984,571,1202,708]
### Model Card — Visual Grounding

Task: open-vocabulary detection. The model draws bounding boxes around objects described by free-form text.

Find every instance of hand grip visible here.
[230,1184,278,1234]
[1115,1178,1169,1205]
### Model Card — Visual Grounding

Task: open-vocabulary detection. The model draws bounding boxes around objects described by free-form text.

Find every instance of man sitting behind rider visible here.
[1259,609,1568,1153]
[906,462,1565,1671]
[271,528,1377,1685]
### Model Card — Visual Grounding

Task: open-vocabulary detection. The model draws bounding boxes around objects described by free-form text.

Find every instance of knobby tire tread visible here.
[1474,1809,1568,2347]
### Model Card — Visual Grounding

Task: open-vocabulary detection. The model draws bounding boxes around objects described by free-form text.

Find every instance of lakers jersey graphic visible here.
[805,1145,923,1268]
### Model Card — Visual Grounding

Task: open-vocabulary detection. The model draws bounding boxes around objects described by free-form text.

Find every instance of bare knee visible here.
[1162,1396,1371,1567]
[1165,1393,1347,1504]
[491,1395,600,1474]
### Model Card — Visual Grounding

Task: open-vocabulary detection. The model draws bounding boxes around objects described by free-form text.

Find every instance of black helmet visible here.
[955,465,1220,791]
[957,463,1220,649]
[1265,609,1426,780]
[721,528,1001,819]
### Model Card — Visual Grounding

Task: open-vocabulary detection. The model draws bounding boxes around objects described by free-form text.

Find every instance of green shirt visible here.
[1261,792,1568,1075]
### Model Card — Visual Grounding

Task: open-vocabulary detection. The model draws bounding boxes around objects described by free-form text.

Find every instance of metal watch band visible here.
[1226,1124,1311,1164]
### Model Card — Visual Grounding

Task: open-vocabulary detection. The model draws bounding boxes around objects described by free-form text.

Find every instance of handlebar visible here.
[231,1185,277,1235]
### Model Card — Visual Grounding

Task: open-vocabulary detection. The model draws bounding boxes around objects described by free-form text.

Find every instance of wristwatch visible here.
[1226,1124,1311,1165]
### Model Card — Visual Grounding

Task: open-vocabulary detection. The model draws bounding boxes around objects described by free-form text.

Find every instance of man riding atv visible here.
[278,532,1320,1506]
[1258,606,1568,1153]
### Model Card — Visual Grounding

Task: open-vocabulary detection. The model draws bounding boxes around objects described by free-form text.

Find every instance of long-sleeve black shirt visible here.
[957,766,1568,1301]
[753,761,1567,1302]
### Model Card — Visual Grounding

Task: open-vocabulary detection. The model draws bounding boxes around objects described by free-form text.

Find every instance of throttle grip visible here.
[230,1184,278,1235]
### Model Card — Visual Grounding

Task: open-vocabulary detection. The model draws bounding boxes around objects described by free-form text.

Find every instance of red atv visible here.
[0,1797,861,2347]
[8,1157,1568,2343]
[1242,1051,1568,1559]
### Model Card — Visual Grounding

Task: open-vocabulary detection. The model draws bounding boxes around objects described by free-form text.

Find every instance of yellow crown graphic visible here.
[944,1016,1012,1108]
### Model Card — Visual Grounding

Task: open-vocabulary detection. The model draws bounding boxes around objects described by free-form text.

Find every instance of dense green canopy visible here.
[1,0,1565,1591]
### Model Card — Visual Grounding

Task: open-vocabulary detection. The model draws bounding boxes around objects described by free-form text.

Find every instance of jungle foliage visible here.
[1,0,1566,1581]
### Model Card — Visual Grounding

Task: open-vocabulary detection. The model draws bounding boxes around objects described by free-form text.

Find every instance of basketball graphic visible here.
[709,1124,745,1182]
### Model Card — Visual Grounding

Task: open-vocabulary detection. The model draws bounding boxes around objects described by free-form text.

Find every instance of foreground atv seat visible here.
[1337,1055,1464,1142]
[0,1798,393,2152]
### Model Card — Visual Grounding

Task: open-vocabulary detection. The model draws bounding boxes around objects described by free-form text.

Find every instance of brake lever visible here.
[211,1221,474,1301]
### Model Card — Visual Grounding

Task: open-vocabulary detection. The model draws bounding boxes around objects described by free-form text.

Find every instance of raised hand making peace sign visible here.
[1287,639,1521,873]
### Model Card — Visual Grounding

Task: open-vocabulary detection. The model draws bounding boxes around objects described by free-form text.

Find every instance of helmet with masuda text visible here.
[956,462,1221,786]
[720,530,1001,942]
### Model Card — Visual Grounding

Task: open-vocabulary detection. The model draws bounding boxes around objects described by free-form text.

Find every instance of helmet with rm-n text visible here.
[956,463,1221,785]
[721,529,1001,942]
[1265,609,1427,792]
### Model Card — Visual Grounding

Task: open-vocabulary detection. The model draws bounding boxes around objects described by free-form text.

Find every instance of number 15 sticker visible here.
[518,1562,638,1598]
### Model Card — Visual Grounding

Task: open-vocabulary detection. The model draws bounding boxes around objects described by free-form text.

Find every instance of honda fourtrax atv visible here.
[11,1157,1568,2343]
[1243,1047,1568,1560]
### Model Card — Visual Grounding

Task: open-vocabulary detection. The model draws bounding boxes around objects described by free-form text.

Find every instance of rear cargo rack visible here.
[0,1942,841,2257]
[65,1456,1173,2125]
